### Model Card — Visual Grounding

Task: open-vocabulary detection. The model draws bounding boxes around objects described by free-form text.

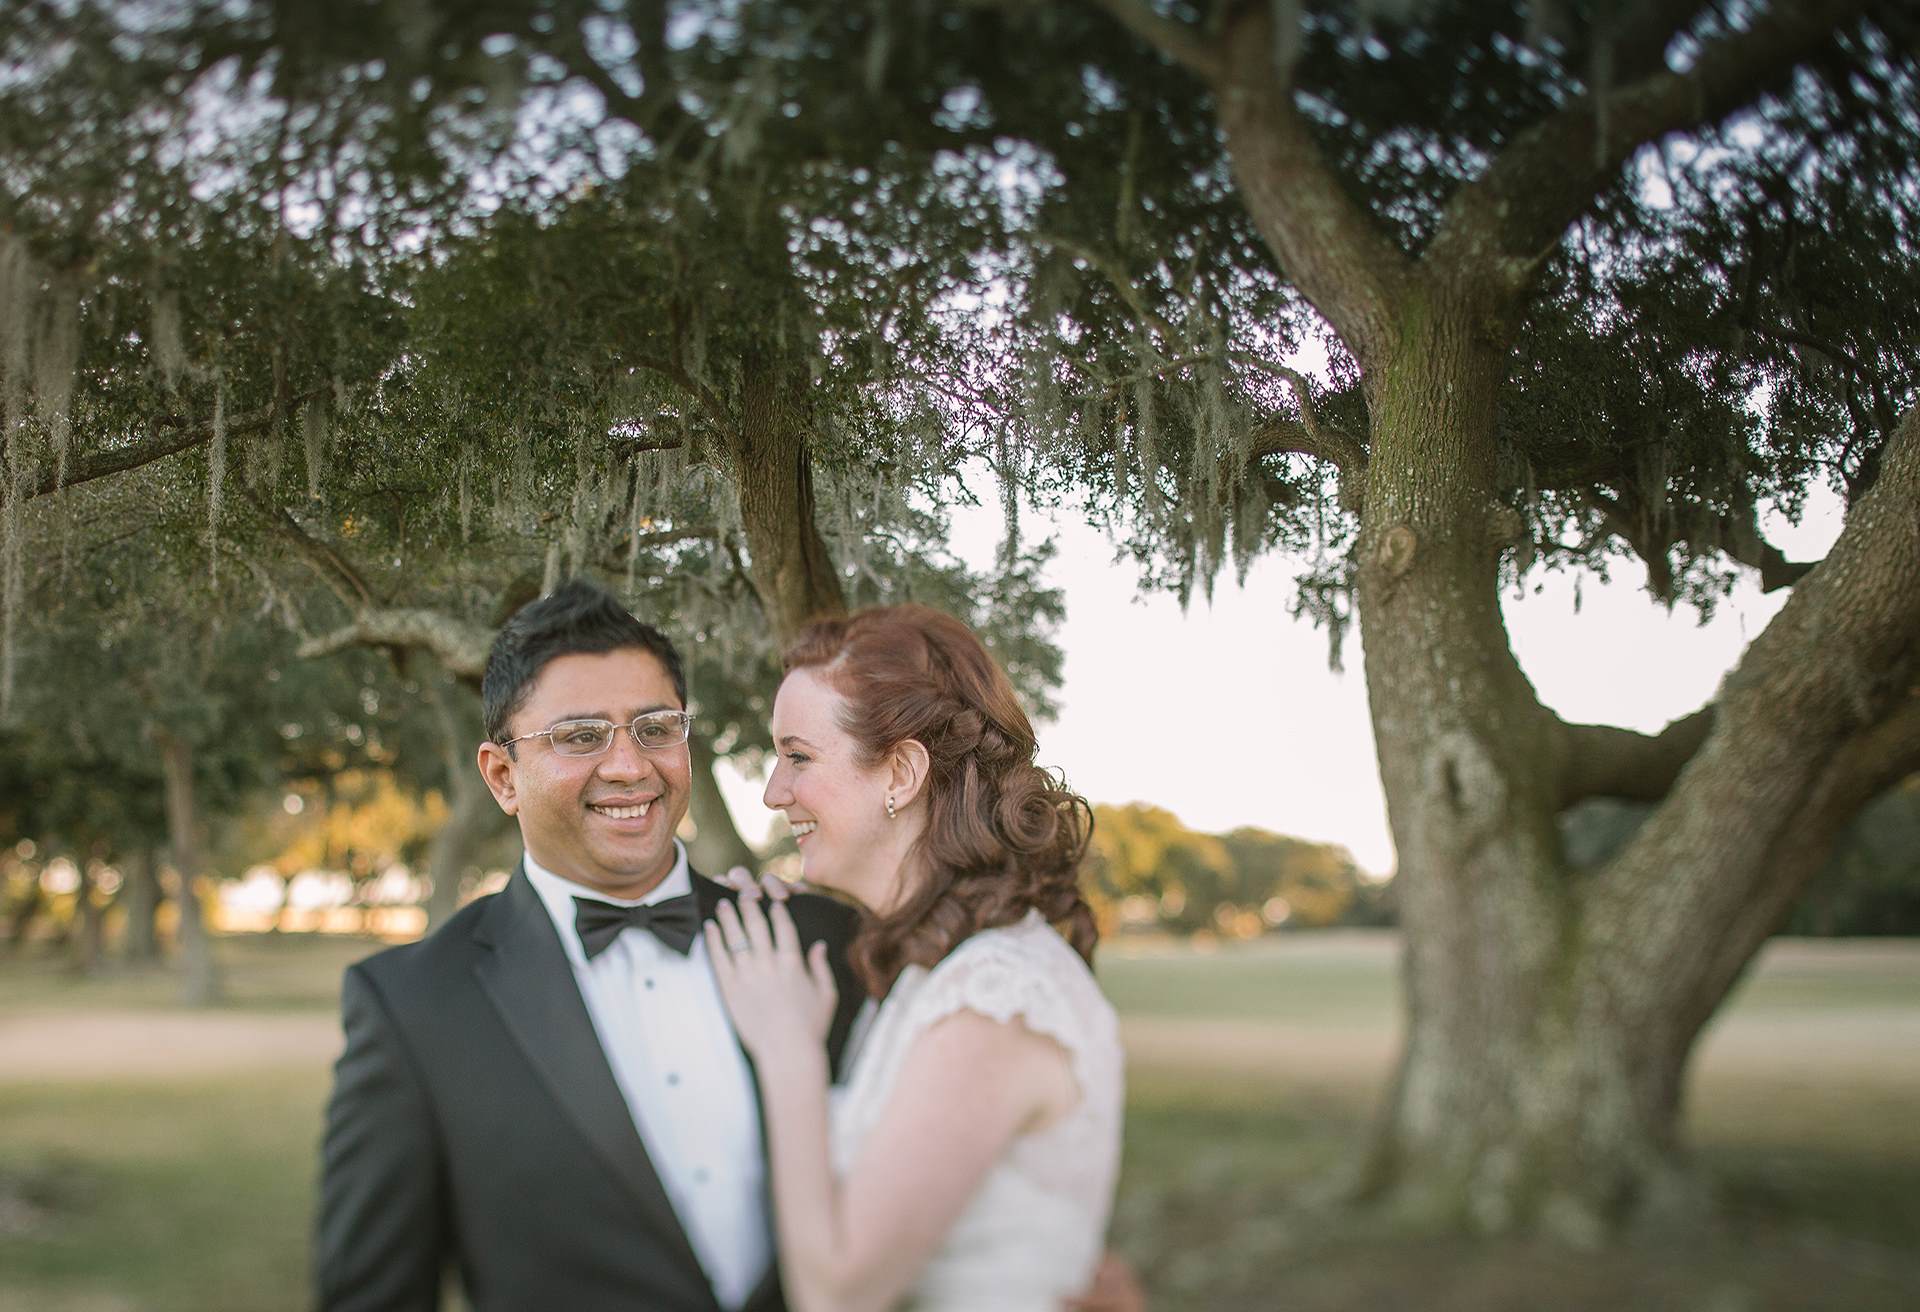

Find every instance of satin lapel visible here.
[692,871,860,1071]
[472,869,707,1282]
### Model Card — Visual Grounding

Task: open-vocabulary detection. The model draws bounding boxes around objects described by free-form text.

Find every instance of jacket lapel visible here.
[471,869,710,1288]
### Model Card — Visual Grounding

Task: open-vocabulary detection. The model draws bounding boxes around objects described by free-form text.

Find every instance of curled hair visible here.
[783,604,1096,996]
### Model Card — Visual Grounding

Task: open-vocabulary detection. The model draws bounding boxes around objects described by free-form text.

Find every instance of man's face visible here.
[477,647,691,898]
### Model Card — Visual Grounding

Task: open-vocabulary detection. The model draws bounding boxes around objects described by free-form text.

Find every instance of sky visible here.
[716,485,1845,877]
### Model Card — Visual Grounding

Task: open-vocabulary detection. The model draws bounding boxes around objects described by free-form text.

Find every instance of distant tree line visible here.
[1084,802,1389,937]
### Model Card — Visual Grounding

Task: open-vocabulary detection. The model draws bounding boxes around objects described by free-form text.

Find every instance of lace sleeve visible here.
[896,921,1124,1204]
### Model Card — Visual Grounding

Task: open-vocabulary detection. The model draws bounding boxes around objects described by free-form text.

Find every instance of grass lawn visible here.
[2,930,1917,1310]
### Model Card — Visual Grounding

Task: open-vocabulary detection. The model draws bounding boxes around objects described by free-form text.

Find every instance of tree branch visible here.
[1265,361,1370,470]
[1429,0,1870,293]
[1590,400,1920,1028]
[253,500,377,613]
[25,395,315,500]
[1583,486,1819,595]
[297,609,495,679]
[1038,232,1184,350]
[1207,7,1413,371]
[1083,0,1227,85]
[538,1,707,163]
[1248,413,1369,478]
[620,353,734,436]
[1674,517,1818,593]
[1557,707,1715,808]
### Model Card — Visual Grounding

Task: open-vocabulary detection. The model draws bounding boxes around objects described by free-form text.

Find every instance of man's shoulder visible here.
[783,886,859,946]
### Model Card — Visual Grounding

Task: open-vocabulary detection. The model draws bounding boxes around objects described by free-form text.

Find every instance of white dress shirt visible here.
[524,845,771,1310]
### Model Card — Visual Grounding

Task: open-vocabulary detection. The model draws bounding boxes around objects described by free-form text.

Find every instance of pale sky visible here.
[718,485,1845,876]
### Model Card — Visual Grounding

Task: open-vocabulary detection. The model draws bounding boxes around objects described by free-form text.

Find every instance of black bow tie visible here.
[572,893,700,960]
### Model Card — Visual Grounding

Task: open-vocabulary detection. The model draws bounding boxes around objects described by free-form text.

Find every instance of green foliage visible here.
[0,0,1072,844]
[964,3,1920,619]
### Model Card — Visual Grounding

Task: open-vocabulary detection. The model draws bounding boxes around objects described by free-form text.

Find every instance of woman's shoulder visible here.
[911,911,1117,1042]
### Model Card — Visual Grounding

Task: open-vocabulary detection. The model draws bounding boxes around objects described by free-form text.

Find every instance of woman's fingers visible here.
[702,922,735,981]
[806,940,836,1001]
[759,872,790,902]
[721,865,754,892]
[768,895,801,957]
[737,889,776,954]
[713,898,752,958]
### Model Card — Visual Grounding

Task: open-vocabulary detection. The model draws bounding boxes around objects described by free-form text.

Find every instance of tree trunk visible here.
[3,872,45,953]
[424,673,505,929]
[1193,0,1920,1241]
[122,846,163,963]
[687,729,758,876]
[70,858,106,976]
[155,727,223,1006]
[1350,301,1920,1242]
[1347,294,1628,1238]
[725,365,847,644]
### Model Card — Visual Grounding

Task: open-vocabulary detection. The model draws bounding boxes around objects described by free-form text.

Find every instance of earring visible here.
[886,792,897,819]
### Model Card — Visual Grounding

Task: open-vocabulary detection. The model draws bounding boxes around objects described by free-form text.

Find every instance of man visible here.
[315,580,865,1311]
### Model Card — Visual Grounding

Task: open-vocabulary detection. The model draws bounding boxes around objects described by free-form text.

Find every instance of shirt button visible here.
[644,978,655,990]
[666,1072,680,1087]
[693,1168,709,1185]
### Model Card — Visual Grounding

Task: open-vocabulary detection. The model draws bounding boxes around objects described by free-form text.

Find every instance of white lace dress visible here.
[829,910,1125,1312]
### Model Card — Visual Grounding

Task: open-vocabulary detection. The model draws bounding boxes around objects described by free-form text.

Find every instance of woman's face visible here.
[763,667,902,907]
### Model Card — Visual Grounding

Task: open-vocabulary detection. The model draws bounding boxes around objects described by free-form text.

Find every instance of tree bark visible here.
[122,846,163,962]
[1344,287,1624,1237]
[687,729,758,877]
[70,859,106,976]
[1346,303,1920,1241]
[423,673,506,929]
[155,728,223,1006]
[722,364,847,644]
[1132,0,1903,1242]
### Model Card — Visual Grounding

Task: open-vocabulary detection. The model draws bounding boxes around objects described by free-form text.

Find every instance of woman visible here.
[704,603,1124,1312]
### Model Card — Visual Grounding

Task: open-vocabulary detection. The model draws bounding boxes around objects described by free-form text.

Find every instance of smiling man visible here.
[314,580,864,1312]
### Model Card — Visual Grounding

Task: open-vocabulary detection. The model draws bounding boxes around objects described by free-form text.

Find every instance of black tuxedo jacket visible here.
[314,867,864,1312]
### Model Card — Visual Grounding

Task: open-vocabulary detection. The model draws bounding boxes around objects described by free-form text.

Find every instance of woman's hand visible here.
[705,872,838,1067]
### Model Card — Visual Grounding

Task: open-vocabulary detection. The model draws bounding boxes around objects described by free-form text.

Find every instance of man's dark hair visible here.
[481,579,688,745]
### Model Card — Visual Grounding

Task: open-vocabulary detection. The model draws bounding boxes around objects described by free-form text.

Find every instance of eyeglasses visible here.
[499,710,695,757]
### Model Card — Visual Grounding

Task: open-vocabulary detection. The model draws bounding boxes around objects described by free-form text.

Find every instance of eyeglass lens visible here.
[549,712,689,755]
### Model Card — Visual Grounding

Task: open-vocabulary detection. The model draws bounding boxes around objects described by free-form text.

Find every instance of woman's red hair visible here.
[782,603,1097,996]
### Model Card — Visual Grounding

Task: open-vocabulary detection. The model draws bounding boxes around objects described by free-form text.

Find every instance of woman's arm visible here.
[708,881,1076,1312]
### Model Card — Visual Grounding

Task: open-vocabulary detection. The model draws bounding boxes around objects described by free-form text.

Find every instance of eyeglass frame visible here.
[497,710,696,758]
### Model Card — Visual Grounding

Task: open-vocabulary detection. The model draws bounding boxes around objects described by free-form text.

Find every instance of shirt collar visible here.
[523,843,692,967]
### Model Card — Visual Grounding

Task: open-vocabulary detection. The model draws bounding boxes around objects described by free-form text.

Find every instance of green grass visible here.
[0,933,381,1015]
[0,1072,328,1312]
[2,931,1917,1311]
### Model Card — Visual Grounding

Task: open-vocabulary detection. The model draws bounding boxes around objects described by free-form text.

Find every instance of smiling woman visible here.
[772,603,1097,996]
[702,602,1125,1312]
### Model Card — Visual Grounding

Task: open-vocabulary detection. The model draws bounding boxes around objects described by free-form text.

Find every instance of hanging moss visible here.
[34,294,79,489]
[150,288,188,388]
[208,380,228,583]
[0,475,18,717]
[1133,375,1161,519]
[302,395,329,502]
[458,453,473,543]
